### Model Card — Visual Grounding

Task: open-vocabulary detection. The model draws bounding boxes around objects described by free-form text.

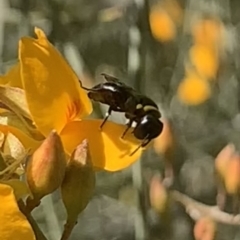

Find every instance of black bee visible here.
[81,73,163,155]
[81,73,135,128]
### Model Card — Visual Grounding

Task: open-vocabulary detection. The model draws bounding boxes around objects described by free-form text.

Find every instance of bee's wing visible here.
[80,73,122,91]
[101,73,137,91]
[101,73,123,84]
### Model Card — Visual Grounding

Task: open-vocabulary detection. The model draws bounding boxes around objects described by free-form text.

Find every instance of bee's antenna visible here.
[78,80,92,91]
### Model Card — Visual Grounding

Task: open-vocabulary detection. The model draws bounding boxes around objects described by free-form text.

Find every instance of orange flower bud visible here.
[177,70,211,105]
[149,6,176,42]
[149,174,168,214]
[194,217,216,240]
[26,130,66,210]
[215,143,235,179]
[61,139,95,226]
[224,153,240,195]
[189,44,219,79]
[153,118,174,156]
[191,18,223,47]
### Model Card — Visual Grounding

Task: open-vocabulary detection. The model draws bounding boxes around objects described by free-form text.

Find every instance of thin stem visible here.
[60,221,77,240]
[18,199,48,240]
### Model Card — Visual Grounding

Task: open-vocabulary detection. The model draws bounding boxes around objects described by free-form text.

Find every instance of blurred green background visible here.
[1,0,240,239]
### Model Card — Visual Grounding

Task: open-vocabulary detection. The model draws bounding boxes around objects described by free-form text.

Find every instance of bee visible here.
[81,73,163,155]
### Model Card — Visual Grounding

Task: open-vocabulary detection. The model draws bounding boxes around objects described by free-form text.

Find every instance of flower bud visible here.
[149,174,168,214]
[215,143,235,179]
[153,118,174,156]
[61,139,95,225]
[224,153,240,195]
[26,130,66,210]
[194,217,216,240]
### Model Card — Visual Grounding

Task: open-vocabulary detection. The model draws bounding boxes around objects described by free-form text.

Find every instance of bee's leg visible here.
[100,107,112,130]
[130,136,150,156]
[121,119,134,139]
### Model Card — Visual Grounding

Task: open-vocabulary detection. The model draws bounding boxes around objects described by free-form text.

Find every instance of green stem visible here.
[60,220,77,240]
[18,199,48,240]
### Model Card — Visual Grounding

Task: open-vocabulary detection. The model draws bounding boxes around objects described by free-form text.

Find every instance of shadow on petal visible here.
[60,119,143,171]
[0,124,41,152]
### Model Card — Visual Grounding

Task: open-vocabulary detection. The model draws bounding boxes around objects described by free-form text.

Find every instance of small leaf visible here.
[0,152,7,171]
[60,119,142,171]
[0,179,31,200]
[3,133,25,161]
[0,152,28,180]
[0,183,36,240]
[0,85,30,119]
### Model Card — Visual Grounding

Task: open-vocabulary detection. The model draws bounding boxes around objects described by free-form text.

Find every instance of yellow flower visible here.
[149,7,176,42]
[189,44,219,80]
[177,70,211,105]
[0,183,35,240]
[0,27,142,171]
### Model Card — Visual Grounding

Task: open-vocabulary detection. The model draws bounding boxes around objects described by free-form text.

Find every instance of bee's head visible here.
[133,115,163,140]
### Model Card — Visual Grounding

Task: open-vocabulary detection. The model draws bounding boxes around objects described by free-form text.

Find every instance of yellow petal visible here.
[191,18,223,46]
[0,179,32,201]
[19,27,92,136]
[0,110,41,141]
[189,44,219,79]
[149,7,176,42]
[177,71,211,105]
[0,124,41,152]
[60,120,143,171]
[0,183,36,240]
[0,63,23,88]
